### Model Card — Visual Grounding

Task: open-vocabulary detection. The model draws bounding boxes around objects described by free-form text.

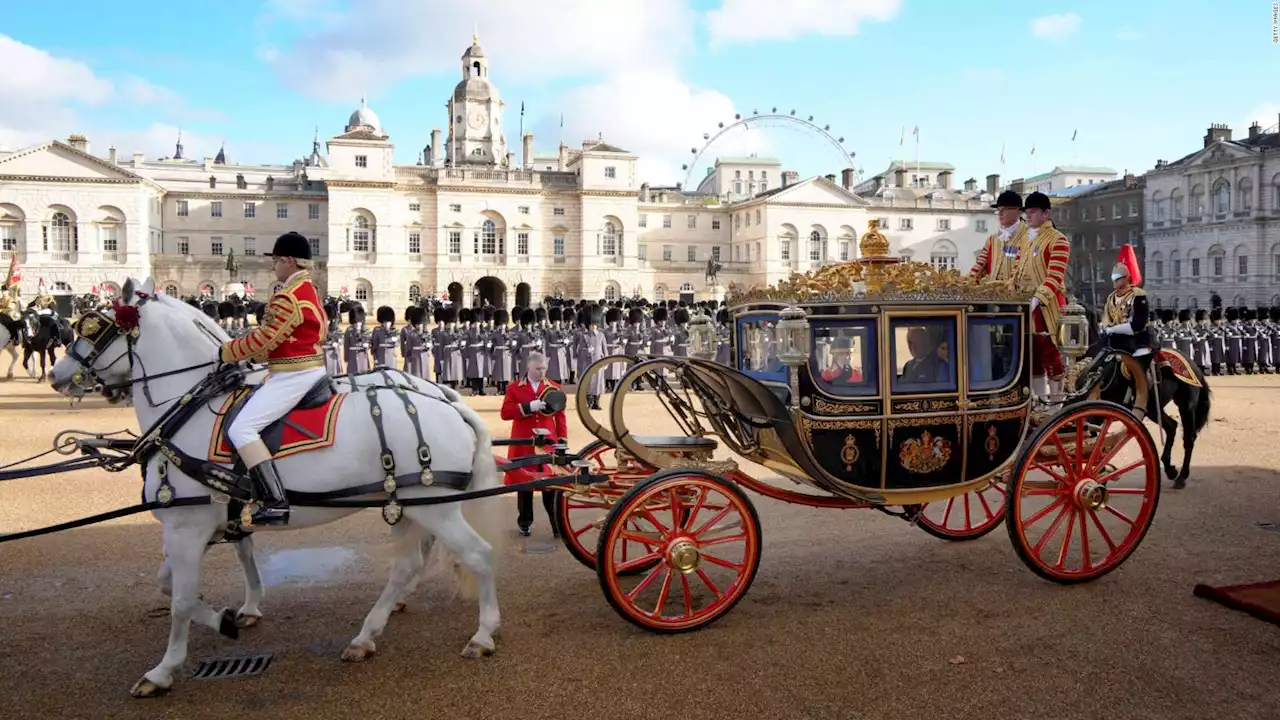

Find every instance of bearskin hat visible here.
[1195,309,1207,322]
[548,307,562,323]
[667,299,677,310]
[1210,307,1223,322]
[433,307,445,324]
[576,306,591,326]
[458,307,472,323]
[482,306,495,323]
[1243,308,1255,322]
[1178,309,1190,323]
[444,306,458,323]
[495,308,510,325]
[376,305,395,324]
[535,307,547,323]
[348,307,365,325]
[1272,307,1280,322]
[674,307,690,325]
[605,307,621,324]
[588,305,603,326]
[405,306,424,325]
[1211,294,1223,309]
[627,307,643,325]
[520,308,536,327]
[653,306,668,323]
[1226,307,1239,322]
[404,306,416,323]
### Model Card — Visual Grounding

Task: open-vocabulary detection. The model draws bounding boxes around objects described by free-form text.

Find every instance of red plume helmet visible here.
[1113,244,1142,287]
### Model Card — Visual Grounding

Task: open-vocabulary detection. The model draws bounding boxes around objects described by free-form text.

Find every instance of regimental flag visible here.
[521,101,525,117]
[560,113,564,128]
[913,125,919,138]
[899,126,905,146]
[5,254,19,286]
[1000,142,1006,165]
[1071,128,1078,142]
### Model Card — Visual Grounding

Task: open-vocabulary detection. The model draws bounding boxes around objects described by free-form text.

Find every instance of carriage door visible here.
[963,309,1026,483]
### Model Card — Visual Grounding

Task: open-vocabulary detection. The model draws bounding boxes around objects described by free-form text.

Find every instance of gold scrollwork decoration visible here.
[887,416,961,445]
[812,397,876,414]
[899,430,952,474]
[840,434,860,470]
[799,415,882,446]
[969,388,1024,409]
[963,407,1029,434]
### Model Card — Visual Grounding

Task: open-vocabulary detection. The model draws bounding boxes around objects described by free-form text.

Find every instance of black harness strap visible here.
[0,496,213,544]
[379,368,435,487]
[364,384,404,523]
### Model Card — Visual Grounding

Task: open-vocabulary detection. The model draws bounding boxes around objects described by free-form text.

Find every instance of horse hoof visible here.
[235,612,262,629]
[461,641,495,659]
[130,677,170,698]
[1172,480,1186,490]
[341,644,376,662]
[392,601,407,614]
[217,608,240,640]
[1164,467,1178,481]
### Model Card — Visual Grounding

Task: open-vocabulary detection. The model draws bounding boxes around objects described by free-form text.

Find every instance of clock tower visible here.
[448,33,508,167]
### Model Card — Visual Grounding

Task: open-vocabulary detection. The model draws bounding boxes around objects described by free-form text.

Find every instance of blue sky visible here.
[1,0,1276,186]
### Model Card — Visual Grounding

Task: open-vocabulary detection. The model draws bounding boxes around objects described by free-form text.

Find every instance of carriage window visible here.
[735,313,786,382]
[889,318,957,394]
[810,321,876,396]
[968,317,1020,391]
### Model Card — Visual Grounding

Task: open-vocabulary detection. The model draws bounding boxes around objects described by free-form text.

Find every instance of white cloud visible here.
[123,77,227,123]
[705,0,901,47]
[0,34,113,107]
[1031,13,1081,39]
[547,70,771,185]
[263,0,697,101]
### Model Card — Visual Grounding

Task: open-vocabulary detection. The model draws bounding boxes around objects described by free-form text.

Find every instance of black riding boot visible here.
[250,460,290,526]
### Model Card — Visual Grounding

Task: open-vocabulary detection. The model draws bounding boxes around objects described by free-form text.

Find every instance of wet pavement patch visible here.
[258,546,358,586]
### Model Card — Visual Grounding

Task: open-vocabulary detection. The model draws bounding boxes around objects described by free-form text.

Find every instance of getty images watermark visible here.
[1274,2,1279,44]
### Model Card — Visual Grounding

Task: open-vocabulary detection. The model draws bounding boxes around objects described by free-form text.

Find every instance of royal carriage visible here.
[543,220,1161,633]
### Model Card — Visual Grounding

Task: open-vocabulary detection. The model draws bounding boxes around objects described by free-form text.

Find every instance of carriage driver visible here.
[218,231,327,526]
[1100,243,1154,370]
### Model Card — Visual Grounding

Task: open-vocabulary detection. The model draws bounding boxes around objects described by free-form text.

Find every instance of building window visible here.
[517,232,529,255]
[553,207,565,216]
[930,254,956,270]
[600,221,619,256]
[209,176,216,189]
[409,284,421,302]
[517,206,530,215]
[1155,261,1164,279]
[638,214,647,228]
[655,285,667,302]
[734,215,740,230]
[164,284,179,296]
[450,204,461,213]
[687,245,697,262]
[355,155,368,168]
[553,235,565,257]
[244,202,256,219]
[211,201,222,218]
[481,220,497,255]
[276,203,288,220]
[687,215,696,229]
[936,218,950,231]
[101,226,118,253]
[1128,200,1138,217]
[1173,259,1182,279]
[638,244,647,260]
[236,174,247,190]
[734,182,742,194]
[408,232,421,254]
[712,246,721,262]
[605,283,619,301]
[898,218,913,231]
[662,214,672,229]
[1213,179,1230,214]
[976,219,988,232]
[1213,255,1223,277]
[448,231,462,254]
[178,237,189,255]
[809,231,822,261]
[839,240,850,261]
[755,209,761,224]
[604,166,616,179]
[43,212,75,255]
[211,238,224,256]
[0,226,16,256]
[711,219,721,230]
[780,240,791,260]
[308,203,320,220]
[355,285,368,301]
[1112,203,1121,219]
[760,181,767,192]
[662,245,673,261]
[308,238,320,256]
[244,237,256,256]
[409,202,420,212]
[1191,258,1200,278]
[1239,255,1248,276]
[177,200,188,217]
[353,216,371,252]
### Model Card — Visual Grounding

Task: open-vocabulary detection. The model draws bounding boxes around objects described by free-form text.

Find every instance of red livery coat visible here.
[219,270,326,372]
[500,377,569,486]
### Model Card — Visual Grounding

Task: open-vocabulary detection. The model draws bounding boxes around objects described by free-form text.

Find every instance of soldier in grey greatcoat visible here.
[623,307,647,390]
[544,306,570,383]
[672,306,691,358]
[431,307,447,382]
[370,306,398,368]
[715,307,732,366]
[490,307,514,394]
[323,311,344,376]
[440,305,465,388]
[576,305,606,409]
[398,306,427,379]
[602,307,626,393]
[462,308,487,395]
[343,307,371,375]
[517,308,540,379]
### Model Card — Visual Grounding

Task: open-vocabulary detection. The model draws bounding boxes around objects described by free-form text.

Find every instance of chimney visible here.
[640,182,650,202]
[937,170,953,190]
[824,173,837,183]
[1249,122,1262,140]
[430,128,442,166]
[66,134,88,153]
[108,145,117,164]
[132,152,145,166]
[505,152,515,169]
[963,177,977,192]
[522,133,534,171]
[841,167,855,189]
[558,143,568,171]
[1124,172,1137,188]
[1203,123,1232,148]
[782,170,799,188]
[893,168,906,187]
[985,174,1000,195]
[1010,178,1026,195]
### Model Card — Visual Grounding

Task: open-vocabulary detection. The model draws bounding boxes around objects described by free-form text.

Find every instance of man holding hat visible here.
[218,231,326,525]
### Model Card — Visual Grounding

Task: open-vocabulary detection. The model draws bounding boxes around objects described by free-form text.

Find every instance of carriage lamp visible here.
[776,305,811,367]
[688,310,716,360]
[1058,298,1089,361]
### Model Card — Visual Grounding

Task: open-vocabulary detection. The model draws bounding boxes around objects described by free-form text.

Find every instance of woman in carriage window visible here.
[900,326,950,384]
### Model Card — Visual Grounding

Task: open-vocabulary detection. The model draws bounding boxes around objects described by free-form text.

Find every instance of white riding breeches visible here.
[227,367,328,450]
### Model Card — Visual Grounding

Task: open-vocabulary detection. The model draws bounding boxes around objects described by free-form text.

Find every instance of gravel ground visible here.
[0,376,1278,720]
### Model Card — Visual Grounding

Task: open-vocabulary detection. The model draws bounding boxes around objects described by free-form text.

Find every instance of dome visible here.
[347,97,382,132]
[453,77,495,102]
[462,40,485,59]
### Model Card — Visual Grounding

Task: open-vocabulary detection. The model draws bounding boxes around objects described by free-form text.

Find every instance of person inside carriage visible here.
[1099,243,1154,373]
[899,326,950,385]
[821,335,865,385]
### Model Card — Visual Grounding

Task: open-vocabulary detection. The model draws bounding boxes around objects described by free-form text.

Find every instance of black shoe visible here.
[250,460,290,526]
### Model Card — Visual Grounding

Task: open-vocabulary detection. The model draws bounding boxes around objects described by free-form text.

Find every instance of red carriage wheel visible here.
[914,478,1007,541]
[550,441,650,574]
[597,469,762,634]
[1006,400,1160,583]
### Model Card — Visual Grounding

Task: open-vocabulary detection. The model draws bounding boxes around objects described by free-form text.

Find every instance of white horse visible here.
[0,317,21,379]
[49,278,505,698]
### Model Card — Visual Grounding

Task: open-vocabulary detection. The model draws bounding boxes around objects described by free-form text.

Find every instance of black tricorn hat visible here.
[1022,191,1052,211]
[376,305,395,324]
[265,231,312,260]
[991,190,1022,209]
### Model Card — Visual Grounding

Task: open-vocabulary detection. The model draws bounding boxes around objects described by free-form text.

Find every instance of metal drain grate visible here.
[191,653,274,681]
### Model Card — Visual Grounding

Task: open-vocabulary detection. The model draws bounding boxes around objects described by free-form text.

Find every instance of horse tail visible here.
[1191,362,1212,435]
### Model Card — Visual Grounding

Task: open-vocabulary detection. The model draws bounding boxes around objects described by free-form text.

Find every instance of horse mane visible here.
[148,291,231,346]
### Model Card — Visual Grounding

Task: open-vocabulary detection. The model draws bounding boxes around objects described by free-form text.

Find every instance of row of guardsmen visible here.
[320,299,735,406]
[1152,305,1280,376]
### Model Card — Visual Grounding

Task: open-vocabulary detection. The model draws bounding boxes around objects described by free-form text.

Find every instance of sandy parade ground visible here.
[1,373,1278,720]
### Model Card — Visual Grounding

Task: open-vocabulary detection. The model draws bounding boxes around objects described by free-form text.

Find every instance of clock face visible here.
[468,111,488,130]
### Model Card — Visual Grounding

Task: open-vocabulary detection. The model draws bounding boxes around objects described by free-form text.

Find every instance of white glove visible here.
[1029,297,1041,312]
[1102,325,1113,335]
[529,400,547,412]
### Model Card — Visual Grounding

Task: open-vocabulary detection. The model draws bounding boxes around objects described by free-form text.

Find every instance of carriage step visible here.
[190,653,274,681]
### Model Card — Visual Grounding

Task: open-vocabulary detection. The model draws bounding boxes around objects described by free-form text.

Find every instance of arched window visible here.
[199,282,215,296]
[1190,184,1204,216]
[1152,191,1166,221]
[604,282,619,301]
[601,221,618,256]
[679,282,694,293]
[352,215,371,253]
[408,283,421,302]
[481,219,497,255]
[1170,189,1184,219]
[929,239,958,270]
[808,230,822,261]
[552,284,565,299]
[163,283,179,296]
[654,285,667,302]
[45,212,74,257]
[51,281,72,293]
[1238,177,1254,211]
[1212,178,1230,214]
[355,284,369,301]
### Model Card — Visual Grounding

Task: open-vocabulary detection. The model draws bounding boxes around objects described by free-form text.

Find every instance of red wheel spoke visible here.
[1073,419,1086,478]
[1032,504,1072,555]
[1022,496,1067,528]
[572,522,596,540]
[1104,505,1136,526]
[1096,460,1145,484]
[1087,508,1118,551]
[695,568,724,599]
[1054,509,1077,569]
[652,568,674,616]
[1078,510,1093,572]
[941,497,955,527]
[619,531,663,547]
[1105,487,1149,495]
[1022,488,1063,496]
[684,486,710,532]
[698,532,746,548]
[1031,463,1070,485]
[626,562,665,601]
[680,573,694,617]
[701,553,744,571]
[978,492,996,521]
[1084,419,1114,473]
[1050,434,1077,479]
[963,493,972,530]
[691,504,732,538]
[1092,432,1133,475]
[669,489,683,533]
[639,508,672,537]
[616,551,663,574]
[568,500,612,510]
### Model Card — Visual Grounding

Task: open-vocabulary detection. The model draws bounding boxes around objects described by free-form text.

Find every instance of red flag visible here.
[6,255,19,285]
[91,285,98,293]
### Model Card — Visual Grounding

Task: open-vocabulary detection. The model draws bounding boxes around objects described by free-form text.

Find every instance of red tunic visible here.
[821,365,864,383]
[500,377,569,486]
[219,270,326,371]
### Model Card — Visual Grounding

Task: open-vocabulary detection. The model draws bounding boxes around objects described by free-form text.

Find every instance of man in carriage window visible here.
[821,335,865,385]
[1099,243,1154,372]
[900,326,950,384]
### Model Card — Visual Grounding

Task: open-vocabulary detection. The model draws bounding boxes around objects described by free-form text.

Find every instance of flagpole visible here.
[898,126,905,186]
[913,126,920,186]
[519,101,525,170]
[1073,129,1079,164]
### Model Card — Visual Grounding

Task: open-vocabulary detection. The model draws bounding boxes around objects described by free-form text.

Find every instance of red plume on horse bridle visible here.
[112,302,140,331]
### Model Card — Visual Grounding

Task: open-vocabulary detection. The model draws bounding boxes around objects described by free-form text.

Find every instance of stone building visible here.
[1047,174,1146,308]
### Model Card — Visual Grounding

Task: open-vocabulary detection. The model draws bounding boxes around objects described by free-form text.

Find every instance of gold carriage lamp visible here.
[776,305,811,366]
[1058,297,1089,361]
[688,309,716,360]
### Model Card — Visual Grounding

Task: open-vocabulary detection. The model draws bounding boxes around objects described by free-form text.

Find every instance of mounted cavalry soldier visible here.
[1099,244,1154,372]
[217,232,327,526]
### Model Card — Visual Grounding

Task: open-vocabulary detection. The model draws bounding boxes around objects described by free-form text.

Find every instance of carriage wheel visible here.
[1006,401,1160,583]
[597,470,761,633]
[548,441,645,573]
[914,478,1007,541]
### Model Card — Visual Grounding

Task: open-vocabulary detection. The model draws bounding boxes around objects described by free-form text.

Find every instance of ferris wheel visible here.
[682,109,861,189]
